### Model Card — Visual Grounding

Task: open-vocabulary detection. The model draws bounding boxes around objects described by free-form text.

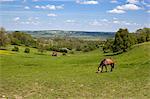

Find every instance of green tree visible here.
[129,33,138,45]
[9,31,35,46]
[102,38,114,53]
[24,48,30,53]
[36,38,48,53]
[113,28,132,52]
[136,28,150,43]
[0,27,10,47]
[12,46,19,52]
[144,28,150,41]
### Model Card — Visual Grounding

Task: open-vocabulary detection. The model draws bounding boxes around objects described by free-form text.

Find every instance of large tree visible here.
[0,27,10,47]
[136,28,150,43]
[113,28,132,52]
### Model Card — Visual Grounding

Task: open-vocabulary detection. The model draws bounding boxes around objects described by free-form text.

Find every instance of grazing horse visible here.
[52,51,57,56]
[97,58,115,73]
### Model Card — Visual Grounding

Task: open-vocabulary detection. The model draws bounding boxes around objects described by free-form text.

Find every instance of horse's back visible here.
[105,59,114,65]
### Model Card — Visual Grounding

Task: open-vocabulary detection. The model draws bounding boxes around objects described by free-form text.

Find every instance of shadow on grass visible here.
[35,53,46,55]
[104,51,123,56]
[96,71,113,74]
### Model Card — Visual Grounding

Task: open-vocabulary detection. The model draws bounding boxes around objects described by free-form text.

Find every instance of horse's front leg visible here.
[101,65,104,73]
[97,65,101,71]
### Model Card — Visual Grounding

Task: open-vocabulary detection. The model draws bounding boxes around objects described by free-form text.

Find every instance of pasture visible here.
[0,42,150,99]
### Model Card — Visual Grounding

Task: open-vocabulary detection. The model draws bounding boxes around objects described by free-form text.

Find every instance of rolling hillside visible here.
[0,42,150,99]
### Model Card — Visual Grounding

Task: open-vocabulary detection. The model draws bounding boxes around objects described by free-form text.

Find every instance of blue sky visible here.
[0,0,150,32]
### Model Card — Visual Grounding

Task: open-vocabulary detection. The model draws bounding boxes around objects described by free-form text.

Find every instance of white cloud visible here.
[110,0,118,3]
[127,0,139,4]
[89,20,102,26]
[108,9,125,14]
[113,20,120,24]
[108,3,141,14]
[24,6,30,10]
[0,0,15,2]
[122,21,132,25]
[76,0,98,5]
[116,4,141,10]
[21,21,40,25]
[28,17,37,21]
[35,5,40,8]
[35,4,64,10]
[113,17,118,20]
[112,19,139,26]
[35,17,39,20]
[47,13,57,17]
[101,19,108,22]
[147,10,150,13]
[13,17,20,21]
[65,20,75,23]
[13,17,40,25]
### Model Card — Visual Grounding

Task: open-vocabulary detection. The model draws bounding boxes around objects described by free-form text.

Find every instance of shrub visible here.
[12,46,19,52]
[59,48,68,53]
[62,52,66,56]
[76,46,82,51]
[69,50,75,54]
[24,48,30,53]
[82,47,90,52]
[50,46,60,52]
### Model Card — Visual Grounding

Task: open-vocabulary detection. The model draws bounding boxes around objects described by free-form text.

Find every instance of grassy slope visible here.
[0,42,150,99]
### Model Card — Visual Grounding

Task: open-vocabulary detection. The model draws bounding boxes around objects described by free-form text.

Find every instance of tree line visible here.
[0,27,149,54]
[103,28,150,53]
[0,27,102,53]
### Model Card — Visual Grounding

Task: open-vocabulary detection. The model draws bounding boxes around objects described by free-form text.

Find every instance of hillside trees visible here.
[136,28,150,43]
[102,28,150,53]
[36,38,51,53]
[102,38,114,53]
[49,37,101,52]
[0,27,10,47]
[113,28,133,52]
[8,31,36,47]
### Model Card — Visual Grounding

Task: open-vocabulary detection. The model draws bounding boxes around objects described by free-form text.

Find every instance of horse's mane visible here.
[100,59,106,66]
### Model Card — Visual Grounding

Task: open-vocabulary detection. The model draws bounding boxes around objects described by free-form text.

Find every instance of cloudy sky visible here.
[0,0,150,32]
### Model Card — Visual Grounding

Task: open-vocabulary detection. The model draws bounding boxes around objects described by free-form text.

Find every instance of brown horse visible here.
[97,58,115,73]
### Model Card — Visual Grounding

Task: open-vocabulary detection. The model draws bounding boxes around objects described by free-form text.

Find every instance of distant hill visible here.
[9,30,115,40]
[25,30,115,39]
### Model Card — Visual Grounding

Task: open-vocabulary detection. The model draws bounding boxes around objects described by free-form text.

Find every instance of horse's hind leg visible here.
[110,67,113,72]
[104,65,107,72]
[110,64,114,72]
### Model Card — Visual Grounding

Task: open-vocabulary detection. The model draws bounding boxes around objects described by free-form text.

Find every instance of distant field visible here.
[0,42,150,99]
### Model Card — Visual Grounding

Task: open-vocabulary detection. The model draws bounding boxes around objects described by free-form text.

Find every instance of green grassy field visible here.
[0,42,150,99]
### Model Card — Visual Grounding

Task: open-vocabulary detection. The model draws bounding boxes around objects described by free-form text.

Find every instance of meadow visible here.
[0,42,150,99]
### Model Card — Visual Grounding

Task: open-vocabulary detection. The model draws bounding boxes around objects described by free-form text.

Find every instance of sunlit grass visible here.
[0,50,14,55]
[0,42,150,99]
